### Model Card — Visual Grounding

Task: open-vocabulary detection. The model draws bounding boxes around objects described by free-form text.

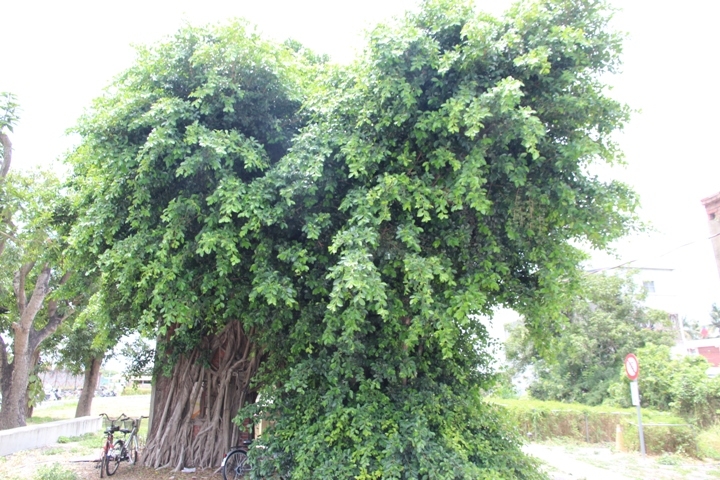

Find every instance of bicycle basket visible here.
[122,418,135,431]
[102,416,120,430]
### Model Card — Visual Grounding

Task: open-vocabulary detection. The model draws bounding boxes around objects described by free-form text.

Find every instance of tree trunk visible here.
[0,265,71,430]
[25,349,41,419]
[0,341,32,429]
[75,354,104,417]
[143,320,260,470]
[0,132,13,257]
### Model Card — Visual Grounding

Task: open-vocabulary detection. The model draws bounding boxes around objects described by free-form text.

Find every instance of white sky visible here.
[2,0,719,323]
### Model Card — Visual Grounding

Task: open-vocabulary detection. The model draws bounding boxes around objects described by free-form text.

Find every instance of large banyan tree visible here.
[68,0,637,478]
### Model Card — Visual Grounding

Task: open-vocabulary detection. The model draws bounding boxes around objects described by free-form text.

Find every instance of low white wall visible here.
[0,416,101,456]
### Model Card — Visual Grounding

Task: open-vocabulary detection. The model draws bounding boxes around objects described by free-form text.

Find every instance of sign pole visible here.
[631,380,646,457]
[625,353,646,457]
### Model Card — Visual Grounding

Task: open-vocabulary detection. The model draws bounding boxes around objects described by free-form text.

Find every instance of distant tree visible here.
[506,272,675,405]
[0,95,76,429]
[683,316,703,340]
[53,292,118,418]
[609,343,720,426]
[710,304,720,332]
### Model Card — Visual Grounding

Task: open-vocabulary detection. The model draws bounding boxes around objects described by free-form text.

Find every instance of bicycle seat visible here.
[120,429,132,434]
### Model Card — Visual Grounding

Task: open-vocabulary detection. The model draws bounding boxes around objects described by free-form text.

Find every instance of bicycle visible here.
[222,439,290,480]
[98,413,148,477]
[222,439,253,480]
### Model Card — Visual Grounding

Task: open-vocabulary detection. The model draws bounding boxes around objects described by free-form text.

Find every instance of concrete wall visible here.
[0,416,101,456]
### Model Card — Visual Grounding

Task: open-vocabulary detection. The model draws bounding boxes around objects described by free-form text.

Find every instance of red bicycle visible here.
[97,413,123,477]
[97,413,146,477]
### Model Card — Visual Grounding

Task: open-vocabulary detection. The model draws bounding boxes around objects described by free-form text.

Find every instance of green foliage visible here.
[26,374,46,409]
[119,336,155,380]
[0,169,74,329]
[623,422,697,457]
[609,344,720,427]
[0,92,20,132]
[66,19,315,345]
[710,304,720,331]
[698,425,720,460]
[506,272,674,405]
[69,0,638,478]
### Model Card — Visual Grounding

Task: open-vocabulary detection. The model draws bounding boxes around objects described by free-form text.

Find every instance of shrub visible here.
[698,425,720,460]
[622,421,697,457]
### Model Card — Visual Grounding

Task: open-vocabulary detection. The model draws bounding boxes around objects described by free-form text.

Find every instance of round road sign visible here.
[625,353,639,381]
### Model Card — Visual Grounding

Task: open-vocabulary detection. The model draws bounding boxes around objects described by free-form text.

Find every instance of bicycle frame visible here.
[98,413,147,477]
[98,413,122,478]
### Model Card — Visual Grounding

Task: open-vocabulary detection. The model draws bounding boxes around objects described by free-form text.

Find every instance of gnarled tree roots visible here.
[142,321,259,470]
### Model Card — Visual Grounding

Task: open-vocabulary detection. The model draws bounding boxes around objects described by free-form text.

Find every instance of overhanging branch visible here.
[13,262,36,316]
[32,270,73,351]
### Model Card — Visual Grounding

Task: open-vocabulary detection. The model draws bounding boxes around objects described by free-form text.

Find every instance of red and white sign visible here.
[625,353,639,381]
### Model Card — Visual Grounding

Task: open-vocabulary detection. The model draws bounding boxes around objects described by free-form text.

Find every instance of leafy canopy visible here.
[69,0,638,478]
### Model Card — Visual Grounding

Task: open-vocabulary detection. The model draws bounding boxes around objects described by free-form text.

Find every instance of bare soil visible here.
[0,394,223,479]
[0,443,223,480]
[525,441,720,480]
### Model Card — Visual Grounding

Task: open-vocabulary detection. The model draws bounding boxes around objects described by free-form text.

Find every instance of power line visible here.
[589,232,720,274]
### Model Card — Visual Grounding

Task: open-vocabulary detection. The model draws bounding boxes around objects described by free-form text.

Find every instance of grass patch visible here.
[26,416,59,425]
[41,447,65,456]
[656,453,682,465]
[34,463,77,480]
[698,425,720,460]
[122,385,152,396]
[57,432,100,446]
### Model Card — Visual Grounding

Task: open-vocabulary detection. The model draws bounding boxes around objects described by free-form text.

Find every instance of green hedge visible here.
[490,398,697,456]
[623,422,697,456]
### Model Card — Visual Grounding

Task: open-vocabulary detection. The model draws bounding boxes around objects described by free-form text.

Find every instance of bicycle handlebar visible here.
[99,413,148,428]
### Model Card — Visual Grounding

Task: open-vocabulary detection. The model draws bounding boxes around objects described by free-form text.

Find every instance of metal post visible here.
[632,380,646,457]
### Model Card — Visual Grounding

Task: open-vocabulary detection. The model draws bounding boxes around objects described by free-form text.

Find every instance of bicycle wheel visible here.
[105,440,123,476]
[127,436,139,465]
[223,449,251,480]
[100,451,106,478]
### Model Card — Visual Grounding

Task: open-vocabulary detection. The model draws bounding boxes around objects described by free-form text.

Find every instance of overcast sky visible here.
[3,0,719,322]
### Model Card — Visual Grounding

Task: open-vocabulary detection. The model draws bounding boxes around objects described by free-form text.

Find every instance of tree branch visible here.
[32,270,73,351]
[13,262,36,317]
[0,132,11,178]
[18,264,51,334]
[45,270,72,321]
[0,334,9,375]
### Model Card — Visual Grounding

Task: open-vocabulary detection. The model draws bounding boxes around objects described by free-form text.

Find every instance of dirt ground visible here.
[525,442,720,480]
[0,443,223,480]
[6,440,720,480]
[0,394,217,480]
